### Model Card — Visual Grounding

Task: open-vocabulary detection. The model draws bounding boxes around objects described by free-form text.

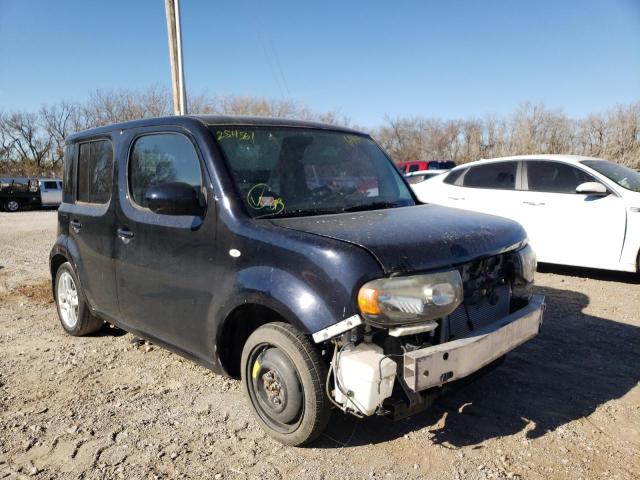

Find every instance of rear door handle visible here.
[70,219,82,233]
[522,201,545,206]
[448,196,465,201]
[117,228,134,244]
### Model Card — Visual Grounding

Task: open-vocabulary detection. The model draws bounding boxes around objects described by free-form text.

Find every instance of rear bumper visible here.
[403,294,545,391]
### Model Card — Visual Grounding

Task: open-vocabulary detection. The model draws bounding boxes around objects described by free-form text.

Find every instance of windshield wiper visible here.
[253,208,338,219]
[341,202,403,212]
[254,202,407,219]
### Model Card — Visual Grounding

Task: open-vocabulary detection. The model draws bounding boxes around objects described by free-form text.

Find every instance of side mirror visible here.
[144,182,203,216]
[576,182,608,196]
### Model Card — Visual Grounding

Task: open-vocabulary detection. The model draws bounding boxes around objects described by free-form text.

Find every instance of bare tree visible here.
[40,102,83,167]
[82,86,171,127]
[0,111,51,170]
[2,87,640,177]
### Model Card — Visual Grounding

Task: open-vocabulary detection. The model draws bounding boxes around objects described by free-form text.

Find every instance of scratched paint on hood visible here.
[270,204,527,274]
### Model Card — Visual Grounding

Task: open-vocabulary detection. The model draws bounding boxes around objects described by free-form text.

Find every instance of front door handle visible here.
[448,196,465,201]
[117,228,134,244]
[70,219,82,233]
[522,201,546,206]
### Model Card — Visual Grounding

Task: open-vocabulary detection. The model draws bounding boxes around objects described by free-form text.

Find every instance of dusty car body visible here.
[50,116,544,445]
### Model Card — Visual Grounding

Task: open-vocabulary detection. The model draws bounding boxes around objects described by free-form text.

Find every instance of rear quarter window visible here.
[62,144,76,203]
[443,168,467,186]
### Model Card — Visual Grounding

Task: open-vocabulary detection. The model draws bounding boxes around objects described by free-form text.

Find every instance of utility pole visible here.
[165,0,187,115]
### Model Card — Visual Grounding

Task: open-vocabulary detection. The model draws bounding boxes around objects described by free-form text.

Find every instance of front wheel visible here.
[241,322,330,446]
[54,262,103,336]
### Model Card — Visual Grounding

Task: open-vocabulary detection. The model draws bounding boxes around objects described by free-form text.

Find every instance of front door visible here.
[114,128,217,359]
[40,180,62,206]
[521,160,626,267]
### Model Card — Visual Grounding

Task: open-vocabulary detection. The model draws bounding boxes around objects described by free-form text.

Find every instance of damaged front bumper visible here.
[403,294,545,392]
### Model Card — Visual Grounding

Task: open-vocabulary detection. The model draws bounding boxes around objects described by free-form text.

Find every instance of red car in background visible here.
[396,160,456,174]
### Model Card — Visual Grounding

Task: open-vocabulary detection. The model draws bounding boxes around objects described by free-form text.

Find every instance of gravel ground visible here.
[0,210,638,480]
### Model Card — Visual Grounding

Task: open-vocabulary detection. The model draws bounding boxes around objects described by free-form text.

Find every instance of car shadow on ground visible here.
[538,263,640,284]
[316,284,640,448]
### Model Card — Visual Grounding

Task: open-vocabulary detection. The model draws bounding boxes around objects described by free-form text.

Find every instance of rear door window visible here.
[462,162,517,190]
[43,181,58,189]
[525,161,596,194]
[77,140,114,204]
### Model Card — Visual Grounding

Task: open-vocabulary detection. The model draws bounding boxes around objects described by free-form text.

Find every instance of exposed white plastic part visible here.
[312,314,363,343]
[334,343,397,416]
[388,321,438,337]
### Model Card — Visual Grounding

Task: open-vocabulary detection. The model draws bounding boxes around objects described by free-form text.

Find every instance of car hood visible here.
[269,204,527,274]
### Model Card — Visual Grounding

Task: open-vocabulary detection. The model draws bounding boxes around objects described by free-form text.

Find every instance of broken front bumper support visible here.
[403,294,545,392]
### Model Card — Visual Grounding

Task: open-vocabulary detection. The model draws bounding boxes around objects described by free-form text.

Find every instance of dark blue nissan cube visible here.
[50,116,544,445]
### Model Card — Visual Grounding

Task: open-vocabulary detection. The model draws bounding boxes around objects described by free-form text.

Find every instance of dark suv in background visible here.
[50,116,543,445]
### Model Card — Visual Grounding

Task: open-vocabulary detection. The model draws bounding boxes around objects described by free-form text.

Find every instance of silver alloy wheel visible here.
[6,200,19,212]
[57,271,79,329]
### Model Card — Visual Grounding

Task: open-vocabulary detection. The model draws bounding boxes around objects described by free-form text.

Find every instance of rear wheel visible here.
[4,200,21,212]
[54,262,103,336]
[241,322,330,446]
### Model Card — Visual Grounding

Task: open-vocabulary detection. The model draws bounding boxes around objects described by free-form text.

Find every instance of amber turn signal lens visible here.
[358,287,381,315]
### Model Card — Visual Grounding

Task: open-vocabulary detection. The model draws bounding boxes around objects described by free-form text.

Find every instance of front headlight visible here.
[357,270,463,327]
[513,244,537,284]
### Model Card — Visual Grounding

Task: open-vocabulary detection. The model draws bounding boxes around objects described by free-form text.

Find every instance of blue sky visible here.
[0,0,639,127]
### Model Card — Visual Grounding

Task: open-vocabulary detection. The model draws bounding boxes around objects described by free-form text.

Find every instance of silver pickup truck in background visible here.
[0,177,62,212]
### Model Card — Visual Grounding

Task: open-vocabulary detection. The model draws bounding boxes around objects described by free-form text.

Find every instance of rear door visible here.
[426,161,525,220]
[521,160,626,267]
[114,128,217,358]
[66,138,119,319]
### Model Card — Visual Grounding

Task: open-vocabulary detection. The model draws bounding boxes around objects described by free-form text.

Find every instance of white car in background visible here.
[413,155,640,273]
[404,169,448,185]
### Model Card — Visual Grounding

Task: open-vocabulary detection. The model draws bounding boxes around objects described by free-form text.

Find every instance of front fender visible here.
[219,266,339,335]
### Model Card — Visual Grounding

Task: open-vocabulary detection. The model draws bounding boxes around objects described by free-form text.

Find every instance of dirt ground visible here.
[0,210,638,480]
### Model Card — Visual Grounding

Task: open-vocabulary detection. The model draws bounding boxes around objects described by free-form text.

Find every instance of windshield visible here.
[582,160,640,193]
[212,127,415,218]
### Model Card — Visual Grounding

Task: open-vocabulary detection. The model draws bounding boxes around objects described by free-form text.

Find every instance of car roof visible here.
[66,115,362,142]
[449,154,608,170]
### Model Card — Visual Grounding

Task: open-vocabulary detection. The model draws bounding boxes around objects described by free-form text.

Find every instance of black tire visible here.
[54,262,103,336]
[3,199,21,212]
[241,322,330,446]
